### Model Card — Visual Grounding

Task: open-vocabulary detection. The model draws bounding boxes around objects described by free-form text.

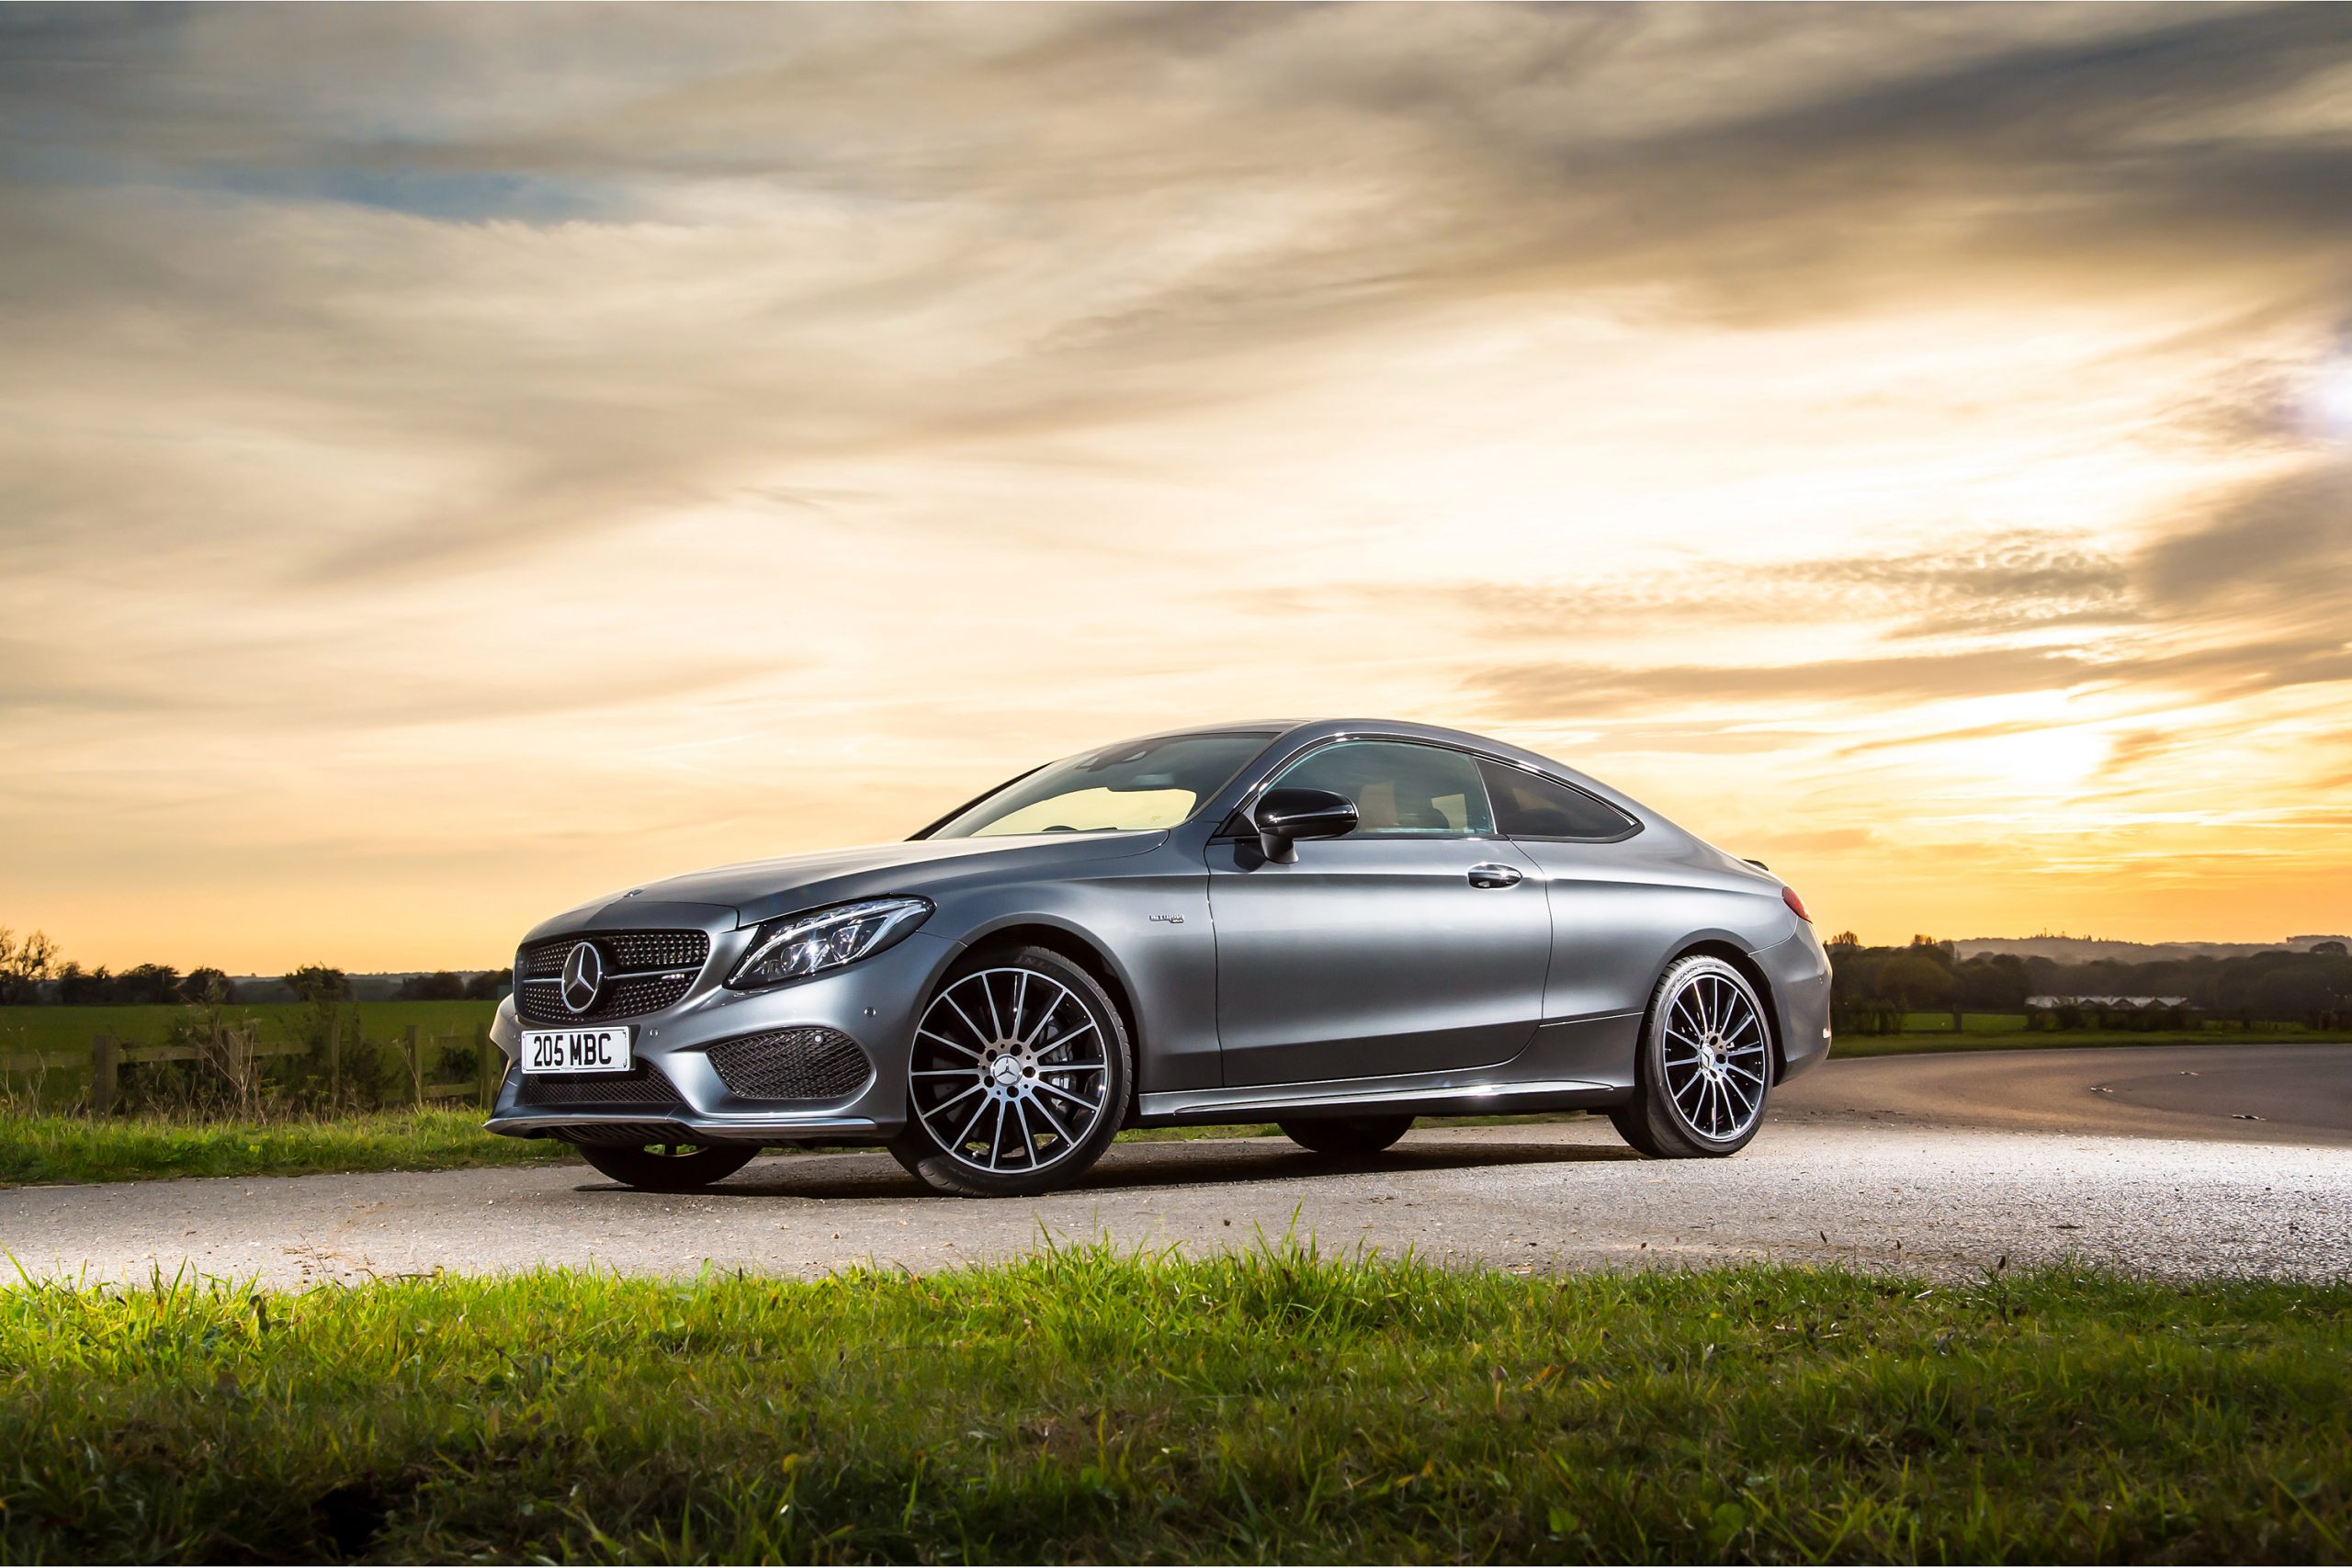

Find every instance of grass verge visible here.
[3,1248,2345,1563]
[0,1108,571,1188]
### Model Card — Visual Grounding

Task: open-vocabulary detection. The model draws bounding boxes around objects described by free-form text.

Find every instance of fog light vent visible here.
[706,1028,872,1102]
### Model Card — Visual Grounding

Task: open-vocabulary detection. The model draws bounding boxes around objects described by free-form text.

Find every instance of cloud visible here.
[1467,575,2352,726]
[2138,465,2352,621]
[4,8,2345,596]
[1472,645,2092,720]
[1236,531,2141,675]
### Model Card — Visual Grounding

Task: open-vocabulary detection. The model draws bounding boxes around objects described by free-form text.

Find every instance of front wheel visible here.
[890,944,1131,1197]
[1611,954,1773,1157]
[577,1141,757,1192]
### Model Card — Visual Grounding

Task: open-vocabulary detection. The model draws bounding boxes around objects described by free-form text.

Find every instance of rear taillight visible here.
[1781,886,1811,921]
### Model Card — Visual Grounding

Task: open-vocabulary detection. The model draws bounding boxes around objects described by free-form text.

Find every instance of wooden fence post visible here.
[403,1023,423,1105]
[236,1026,257,1112]
[326,1001,343,1100]
[90,1031,119,1116]
[476,1022,493,1107]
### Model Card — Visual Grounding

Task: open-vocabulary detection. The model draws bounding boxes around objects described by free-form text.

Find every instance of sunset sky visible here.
[4,3,2350,972]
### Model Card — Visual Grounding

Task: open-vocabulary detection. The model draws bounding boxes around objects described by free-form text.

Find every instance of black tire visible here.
[1278,1115,1415,1156]
[1610,953,1773,1158]
[889,944,1132,1198]
[576,1140,758,1192]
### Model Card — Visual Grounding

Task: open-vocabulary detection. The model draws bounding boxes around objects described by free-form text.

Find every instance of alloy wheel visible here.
[906,966,1112,1176]
[1658,966,1770,1141]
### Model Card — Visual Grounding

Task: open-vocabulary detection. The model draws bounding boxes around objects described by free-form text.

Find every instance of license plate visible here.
[520,1026,634,1074]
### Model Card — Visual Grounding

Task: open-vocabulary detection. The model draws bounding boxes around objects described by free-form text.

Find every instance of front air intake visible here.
[705,1027,872,1103]
[511,1061,689,1112]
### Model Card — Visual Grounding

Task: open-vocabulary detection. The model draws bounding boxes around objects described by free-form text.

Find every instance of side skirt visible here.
[1132,1075,1626,1128]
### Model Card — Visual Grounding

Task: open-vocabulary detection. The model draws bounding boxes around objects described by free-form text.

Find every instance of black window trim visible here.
[1476,755,1644,844]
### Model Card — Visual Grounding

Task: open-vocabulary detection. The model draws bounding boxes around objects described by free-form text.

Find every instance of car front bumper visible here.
[484,930,963,1146]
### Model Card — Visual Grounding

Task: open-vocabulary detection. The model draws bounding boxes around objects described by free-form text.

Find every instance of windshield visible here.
[926,731,1277,839]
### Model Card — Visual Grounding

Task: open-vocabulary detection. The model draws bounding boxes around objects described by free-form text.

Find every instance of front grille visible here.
[515,929,710,1024]
[705,1028,872,1102]
[511,1061,689,1111]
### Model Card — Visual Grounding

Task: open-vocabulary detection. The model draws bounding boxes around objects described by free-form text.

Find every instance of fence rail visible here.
[0,1012,499,1112]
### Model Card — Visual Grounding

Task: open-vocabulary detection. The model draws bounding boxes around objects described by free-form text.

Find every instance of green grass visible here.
[2,1249,2344,1562]
[0,1108,570,1188]
[0,1112,1548,1189]
[0,1109,1297,1189]
[1898,1010,2034,1032]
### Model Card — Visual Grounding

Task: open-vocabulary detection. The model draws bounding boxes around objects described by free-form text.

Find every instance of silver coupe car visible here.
[486,719,1831,1196]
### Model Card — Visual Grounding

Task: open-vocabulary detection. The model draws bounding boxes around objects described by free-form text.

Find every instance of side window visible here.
[1270,741,1494,839]
[1478,760,1638,840]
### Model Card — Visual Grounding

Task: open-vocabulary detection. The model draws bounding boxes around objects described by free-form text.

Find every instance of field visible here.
[1891,1012,2326,1036]
[0,1000,492,1069]
[3,1247,2343,1562]
[0,1001,519,1186]
[1836,1017,2347,1058]
[0,1107,571,1188]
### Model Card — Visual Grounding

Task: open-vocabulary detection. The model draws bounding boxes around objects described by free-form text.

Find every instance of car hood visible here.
[527,831,1168,939]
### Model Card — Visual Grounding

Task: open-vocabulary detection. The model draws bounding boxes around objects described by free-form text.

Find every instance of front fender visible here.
[922,853,1218,1094]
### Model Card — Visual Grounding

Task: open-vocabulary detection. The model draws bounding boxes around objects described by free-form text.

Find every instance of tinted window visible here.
[1478,761,1637,840]
[930,731,1275,838]
[1271,741,1494,838]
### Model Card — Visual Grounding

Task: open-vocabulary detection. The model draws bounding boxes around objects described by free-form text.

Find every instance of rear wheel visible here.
[890,945,1131,1197]
[1278,1115,1414,1156]
[1611,954,1772,1157]
[576,1141,757,1192]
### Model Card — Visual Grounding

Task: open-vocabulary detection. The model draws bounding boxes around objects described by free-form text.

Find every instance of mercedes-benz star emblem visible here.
[560,941,604,1015]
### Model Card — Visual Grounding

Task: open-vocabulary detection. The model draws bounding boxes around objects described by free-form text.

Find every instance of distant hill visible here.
[1950,935,2349,964]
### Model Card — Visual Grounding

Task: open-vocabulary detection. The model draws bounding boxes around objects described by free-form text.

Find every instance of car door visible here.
[1205,739,1551,1088]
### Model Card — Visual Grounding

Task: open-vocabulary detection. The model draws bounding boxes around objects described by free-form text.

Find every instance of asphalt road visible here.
[6,1043,2347,1288]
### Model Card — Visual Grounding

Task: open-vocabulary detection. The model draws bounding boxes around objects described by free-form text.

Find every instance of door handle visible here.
[1467,863,1524,888]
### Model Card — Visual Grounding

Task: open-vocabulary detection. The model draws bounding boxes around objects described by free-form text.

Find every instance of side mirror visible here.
[1252,787,1359,864]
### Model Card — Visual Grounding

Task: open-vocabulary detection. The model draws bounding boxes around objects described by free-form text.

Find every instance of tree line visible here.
[0,930,509,1007]
[1827,933,2352,1033]
[10,921,2346,1030]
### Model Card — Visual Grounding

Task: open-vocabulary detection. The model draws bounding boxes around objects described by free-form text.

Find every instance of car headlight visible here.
[726,897,933,990]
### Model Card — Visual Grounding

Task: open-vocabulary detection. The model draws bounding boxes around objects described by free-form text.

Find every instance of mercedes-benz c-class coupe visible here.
[486,719,1831,1196]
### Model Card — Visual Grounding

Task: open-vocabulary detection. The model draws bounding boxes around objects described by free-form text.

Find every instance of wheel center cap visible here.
[989,1055,1023,1086]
